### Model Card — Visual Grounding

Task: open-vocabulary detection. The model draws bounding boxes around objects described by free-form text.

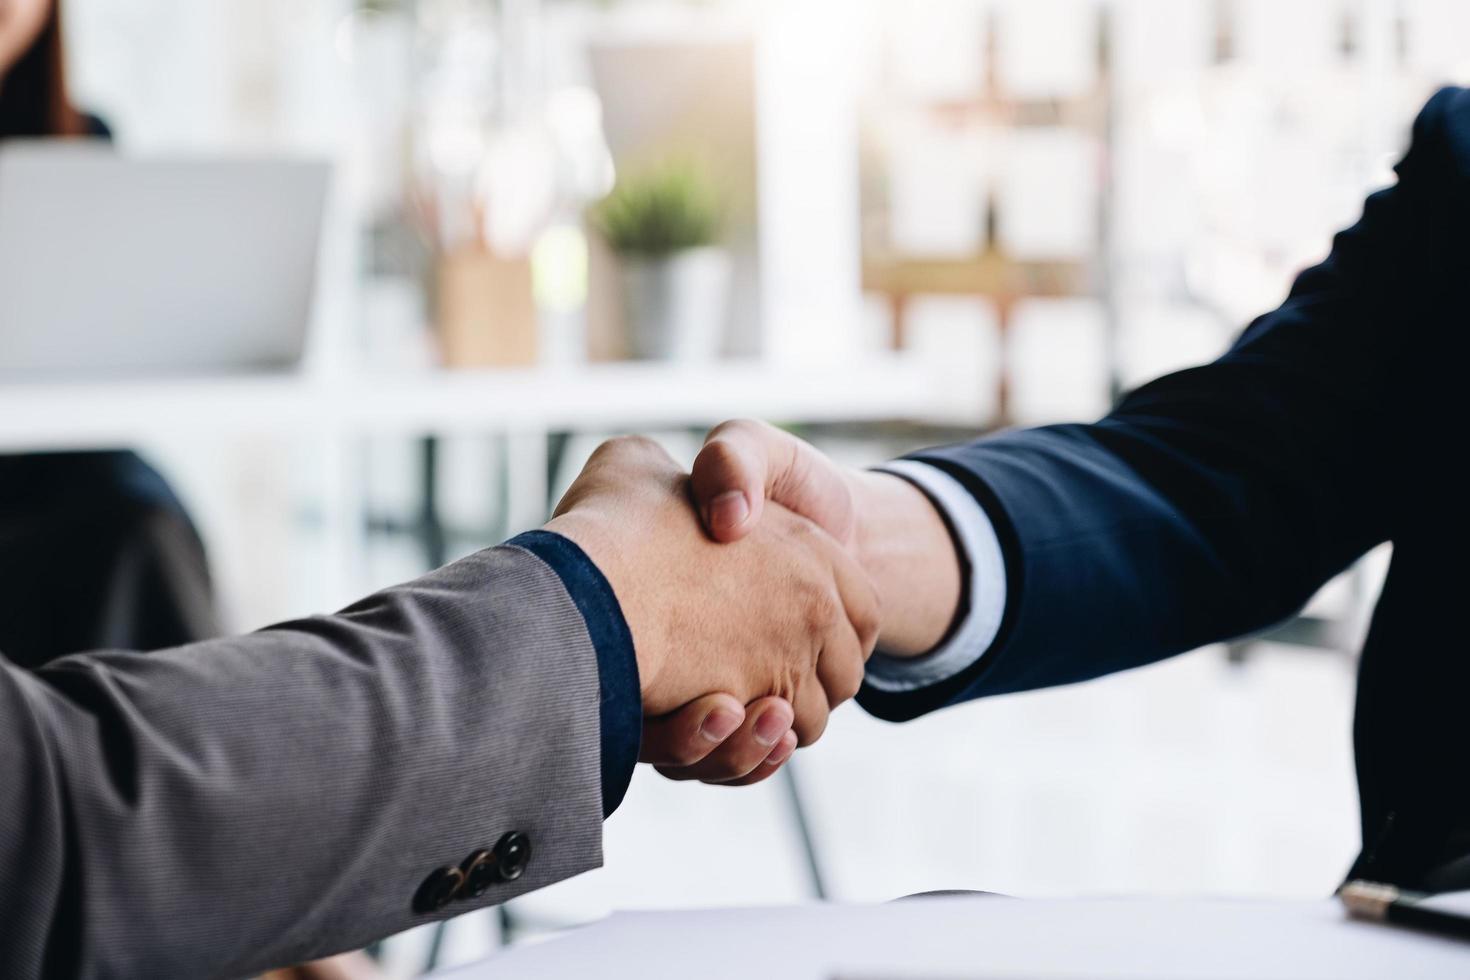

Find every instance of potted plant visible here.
[591,161,730,361]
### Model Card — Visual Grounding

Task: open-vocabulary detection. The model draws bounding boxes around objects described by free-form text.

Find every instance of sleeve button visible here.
[413,866,464,914]
[461,849,498,899]
[493,831,531,883]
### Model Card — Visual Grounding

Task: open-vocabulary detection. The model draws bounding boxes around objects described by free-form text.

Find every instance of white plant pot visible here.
[619,246,732,362]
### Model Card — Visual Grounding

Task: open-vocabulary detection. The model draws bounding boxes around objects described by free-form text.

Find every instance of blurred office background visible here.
[6,0,1467,973]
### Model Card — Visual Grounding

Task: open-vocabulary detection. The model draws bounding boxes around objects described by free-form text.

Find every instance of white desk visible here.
[435,894,1470,980]
[0,354,983,610]
[0,355,981,451]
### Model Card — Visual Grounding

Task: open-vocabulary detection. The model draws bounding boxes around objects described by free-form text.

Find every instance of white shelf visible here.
[0,355,982,451]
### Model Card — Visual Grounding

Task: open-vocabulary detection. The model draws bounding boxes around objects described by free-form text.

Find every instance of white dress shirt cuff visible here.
[863,459,1008,693]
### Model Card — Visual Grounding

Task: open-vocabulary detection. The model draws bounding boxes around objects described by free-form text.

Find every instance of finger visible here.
[716,730,799,788]
[555,434,682,518]
[639,693,746,767]
[587,433,680,474]
[689,420,774,542]
[654,697,794,783]
[816,616,867,710]
[791,674,831,747]
[691,421,856,545]
[820,529,882,663]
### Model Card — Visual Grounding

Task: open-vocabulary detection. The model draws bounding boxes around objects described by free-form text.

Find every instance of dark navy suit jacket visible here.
[860,87,1470,891]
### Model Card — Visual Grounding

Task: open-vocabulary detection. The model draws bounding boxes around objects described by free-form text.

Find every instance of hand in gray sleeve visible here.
[0,433,878,979]
[0,543,610,979]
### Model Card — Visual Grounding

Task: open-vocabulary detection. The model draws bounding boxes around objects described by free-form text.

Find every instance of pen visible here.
[1339,880,1470,942]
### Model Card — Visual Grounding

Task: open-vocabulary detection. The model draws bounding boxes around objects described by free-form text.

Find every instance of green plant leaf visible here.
[590,160,723,256]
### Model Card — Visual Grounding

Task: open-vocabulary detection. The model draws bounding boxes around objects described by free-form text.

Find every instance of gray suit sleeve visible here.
[0,544,607,979]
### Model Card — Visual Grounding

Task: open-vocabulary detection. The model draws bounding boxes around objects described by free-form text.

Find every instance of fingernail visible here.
[765,732,798,767]
[707,491,749,531]
[754,709,789,746]
[699,708,742,743]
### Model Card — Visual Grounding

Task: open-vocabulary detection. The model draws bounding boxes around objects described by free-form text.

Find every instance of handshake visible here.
[545,420,964,786]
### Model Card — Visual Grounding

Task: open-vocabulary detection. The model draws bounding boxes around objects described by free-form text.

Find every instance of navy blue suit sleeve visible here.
[859,87,1468,722]
[508,531,641,815]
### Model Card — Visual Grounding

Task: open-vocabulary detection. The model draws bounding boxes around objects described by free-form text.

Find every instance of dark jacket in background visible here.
[0,451,217,667]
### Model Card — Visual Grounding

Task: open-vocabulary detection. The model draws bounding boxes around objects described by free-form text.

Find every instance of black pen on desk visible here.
[1340,880,1470,941]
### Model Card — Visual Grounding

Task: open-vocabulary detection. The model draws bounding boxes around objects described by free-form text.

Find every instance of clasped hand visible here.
[550,421,962,786]
[545,435,878,786]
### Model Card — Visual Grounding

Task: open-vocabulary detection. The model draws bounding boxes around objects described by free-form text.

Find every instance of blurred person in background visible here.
[683,87,1470,896]
[2,3,340,975]
[0,0,217,665]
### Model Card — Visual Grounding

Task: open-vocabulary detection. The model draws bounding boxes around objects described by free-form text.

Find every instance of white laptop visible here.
[0,143,330,379]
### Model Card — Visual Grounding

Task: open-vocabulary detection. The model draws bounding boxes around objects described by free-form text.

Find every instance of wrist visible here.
[543,514,665,703]
[851,470,963,657]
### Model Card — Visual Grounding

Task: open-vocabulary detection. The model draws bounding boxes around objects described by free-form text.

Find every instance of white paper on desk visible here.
[435,895,1470,980]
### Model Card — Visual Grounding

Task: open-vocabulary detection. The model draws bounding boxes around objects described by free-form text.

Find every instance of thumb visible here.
[690,420,856,545]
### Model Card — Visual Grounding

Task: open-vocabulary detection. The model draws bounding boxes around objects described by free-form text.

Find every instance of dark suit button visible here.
[461,849,497,898]
[493,831,531,883]
[414,866,464,914]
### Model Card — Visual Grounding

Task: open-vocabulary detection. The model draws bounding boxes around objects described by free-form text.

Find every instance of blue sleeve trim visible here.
[508,530,641,817]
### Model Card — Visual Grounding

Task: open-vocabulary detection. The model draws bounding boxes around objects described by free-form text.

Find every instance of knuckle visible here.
[695,438,743,479]
[585,438,621,468]
[793,712,828,748]
[606,433,657,457]
[589,434,673,478]
[857,602,882,652]
[772,668,802,707]
[803,588,841,634]
[787,513,819,538]
[835,666,863,704]
[780,440,816,493]
[709,418,762,442]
